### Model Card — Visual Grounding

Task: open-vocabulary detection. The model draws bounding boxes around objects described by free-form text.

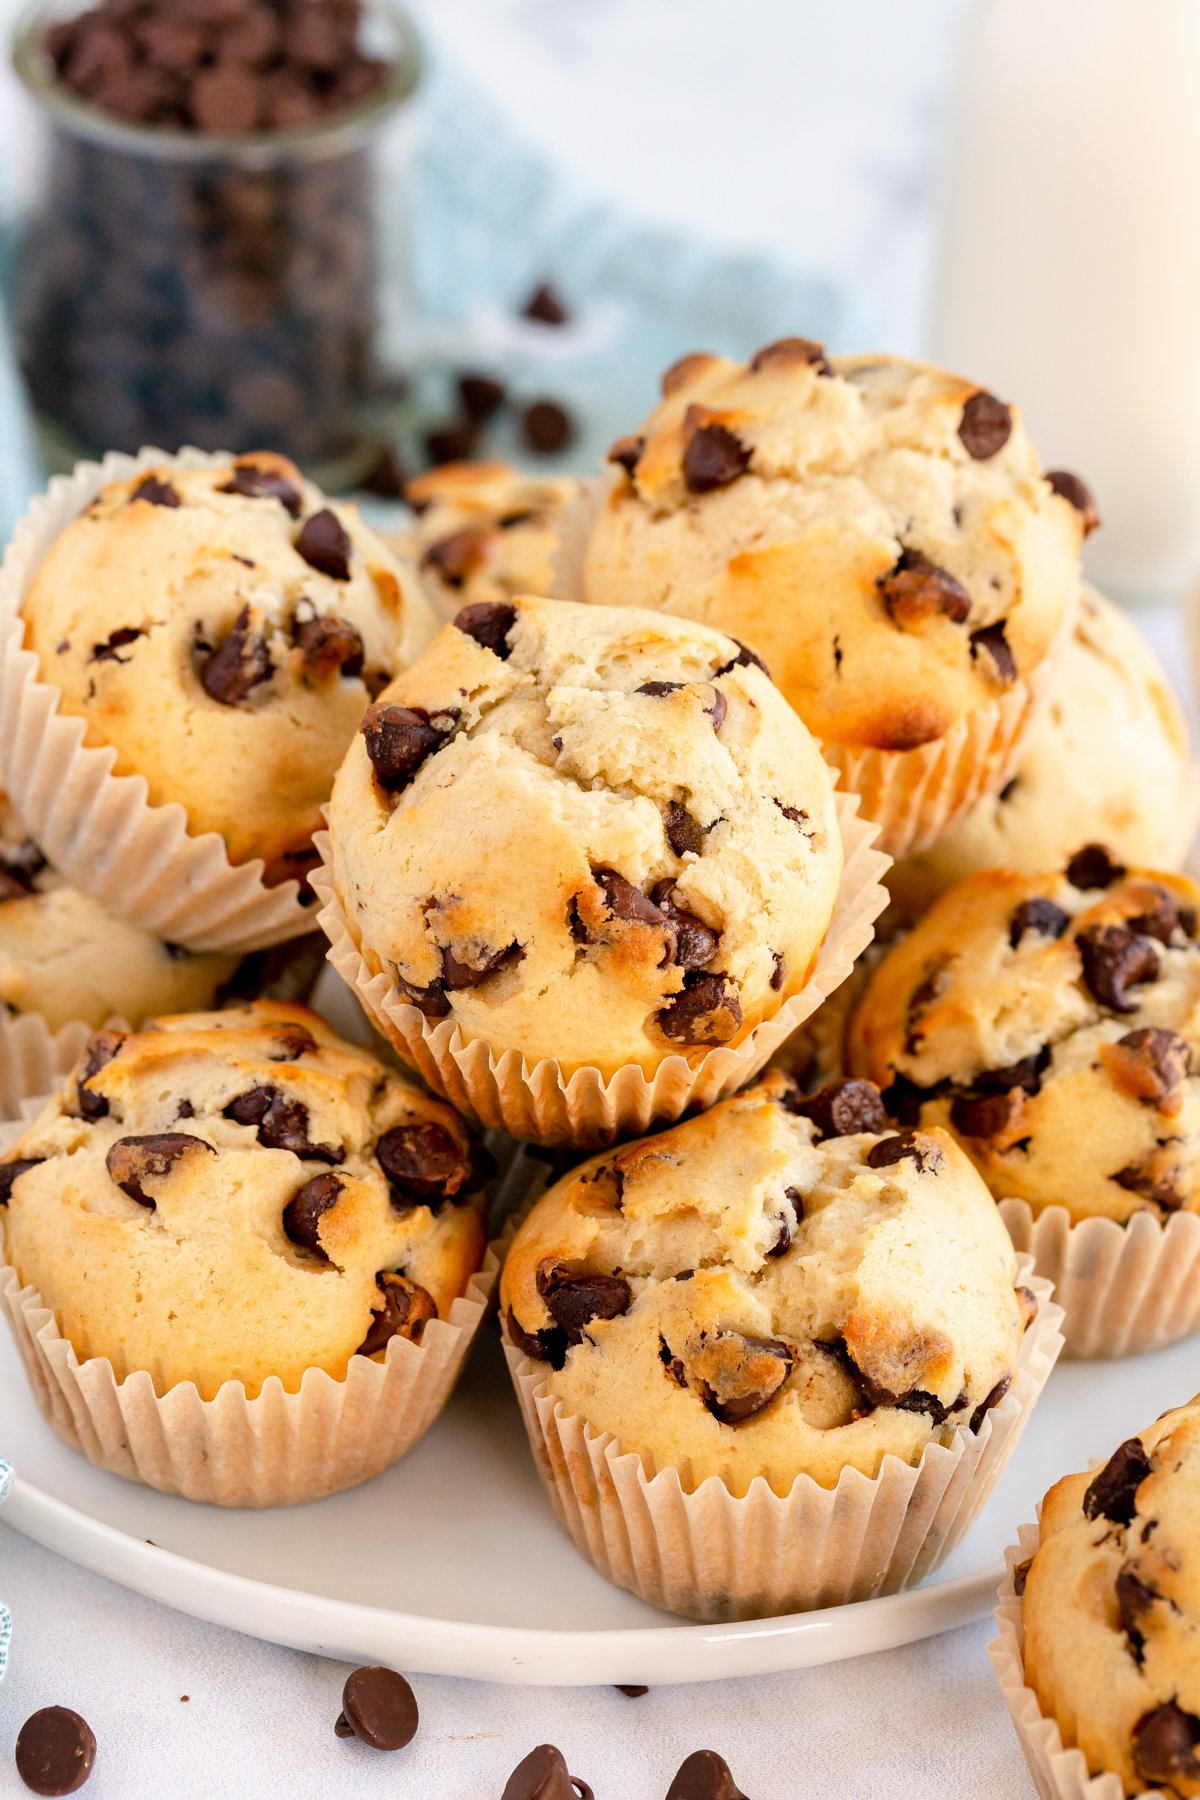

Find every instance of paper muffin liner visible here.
[990,1525,1170,1800]
[553,476,1074,860]
[314,788,890,1148]
[0,447,328,953]
[501,1261,1061,1623]
[0,1012,91,1122]
[768,935,893,1093]
[0,1167,519,1509]
[998,1199,1200,1361]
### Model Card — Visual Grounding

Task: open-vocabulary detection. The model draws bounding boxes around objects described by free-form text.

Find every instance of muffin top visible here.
[1022,1396,1200,1797]
[889,586,1196,918]
[408,459,577,615]
[0,1001,488,1398]
[327,595,843,1077]
[0,789,241,1031]
[584,347,1084,751]
[847,856,1200,1223]
[500,1070,1030,1494]
[20,455,437,878]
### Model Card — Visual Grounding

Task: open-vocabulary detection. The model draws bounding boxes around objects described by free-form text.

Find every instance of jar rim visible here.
[11,0,422,163]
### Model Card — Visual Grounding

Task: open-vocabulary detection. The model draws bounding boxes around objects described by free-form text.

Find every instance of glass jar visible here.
[11,0,421,488]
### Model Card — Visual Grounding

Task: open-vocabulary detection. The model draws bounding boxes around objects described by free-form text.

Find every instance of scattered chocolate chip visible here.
[77,1028,125,1120]
[977,1048,1051,1096]
[501,1743,593,1800]
[105,1132,214,1208]
[595,869,673,934]
[1013,1557,1032,1597]
[866,1131,941,1173]
[15,1706,96,1796]
[615,1685,648,1698]
[283,1171,343,1255]
[296,508,352,580]
[376,1121,471,1207]
[1045,469,1100,534]
[356,1270,438,1356]
[714,638,770,679]
[334,1666,418,1752]
[749,336,832,376]
[770,951,784,990]
[1077,924,1160,1012]
[969,1375,1011,1432]
[506,1305,568,1370]
[423,421,477,467]
[959,391,1012,459]
[1009,897,1070,949]
[1066,843,1126,889]
[969,620,1017,684]
[521,399,575,455]
[790,1079,888,1140]
[454,600,517,658]
[608,434,644,477]
[0,1158,42,1206]
[773,801,810,832]
[90,626,144,663]
[357,446,407,500]
[877,548,971,629]
[648,880,720,970]
[668,1328,794,1425]
[131,473,180,508]
[657,972,743,1046]
[457,371,507,421]
[0,838,46,901]
[441,940,523,989]
[223,1086,343,1162]
[665,1749,748,1800]
[637,680,684,698]
[522,283,569,326]
[1133,1703,1200,1787]
[269,1022,318,1062]
[294,614,364,681]
[663,801,705,857]
[950,1092,1018,1139]
[1116,1565,1155,1660]
[1083,1436,1152,1524]
[1113,1156,1186,1213]
[201,605,273,705]
[1129,895,1195,945]
[682,422,751,494]
[422,527,486,590]
[360,702,451,792]
[394,974,451,1019]
[536,1261,632,1343]
[705,687,727,732]
[1106,1026,1192,1106]
[223,461,301,516]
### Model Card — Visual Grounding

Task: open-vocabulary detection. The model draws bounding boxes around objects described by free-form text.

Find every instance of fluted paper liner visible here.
[0,1013,90,1122]
[991,1525,1170,1800]
[0,448,327,952]
[502,1262,1061,1623]
[314,788,889,1147]
[552,477,1073,860]
[999,1199,1200,1360]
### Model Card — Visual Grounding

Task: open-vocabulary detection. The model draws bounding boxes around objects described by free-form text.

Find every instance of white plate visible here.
[3,1318,1196,1686]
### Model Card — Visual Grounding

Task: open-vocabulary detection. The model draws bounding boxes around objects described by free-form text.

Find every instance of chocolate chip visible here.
[457,371,507,421]
[506,1305,568,1370]
[90,626,144,663]
[201,605,273,705]
[637,680,684,698]
[360,702,452,792]
[501,1743,593,1800]
[1116,1565,1155,1660]
[770,952,784,990]
[424,421,477,467]
[453,600,517,658]
[522,283,569,326]
[294,614,364,681]
[395,974,451,1020]
[1013,1557,1032,1597]
[682,422,751,494]
[615,1685,648,1698]
[1133,1703,1200,1787]
[1009,898,1070,949]
[790,1079,888,1140]
[0,1158,42,1206]
[665,1749,748,1800]
[1107,1026,1192,1105]
[15,1706,96,1796]
[441,940,523,990]
[608,434,644,476]
[77,1028,125,1120]
[1078,924,1160,1012]
[0,837,46,901]
[595,869,672,933]
[355,1270,438,1356]
[375,1122,471,1207]
[705,687,727,732]
[521,399,575,455]
[749,336,832,376]
[670,1329,793,1425]
[358,446,408,500]
[657,972,743,1046]
[866,1131,942,1173]
[334,1666,418,1752]
[422,527,486,590]
[296,508,352,580]
[1083,1436,1152,1524]
[223,1086,343,1162]
[773,801,810,833]
[969,1375,1011,1432]
[131,473,180,508]
[664,801,705,857]
[1113,1157,1186,1213]
[877,548,971,629]
[283,1171,343,1256]
[536,1261,632,1343]
[223,461,301,516]
[648,880,720,970]
[958,391,1012,459]
[1129,895,1195,945]
[1046,469,1100,534]
[1066,843,1126,889]
[105,1133,214,1208]
[969,620,1017,684]
[950,1092,1018,1138]
[269,1022,318,1062]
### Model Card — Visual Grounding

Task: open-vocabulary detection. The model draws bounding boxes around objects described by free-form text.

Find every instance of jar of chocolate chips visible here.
[12,0,419,484]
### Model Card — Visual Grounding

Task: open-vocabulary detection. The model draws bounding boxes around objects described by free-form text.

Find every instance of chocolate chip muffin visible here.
[0,1001,488,1397]
[501,1069,1032,1493]
[0,788,240,1031]
[326,595,843,1077]
[1021,1397,1200,1796]
[407,460,578,617]
[890,586,1196,918]
[19,455,437,882]
[847,855,1200,1224]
